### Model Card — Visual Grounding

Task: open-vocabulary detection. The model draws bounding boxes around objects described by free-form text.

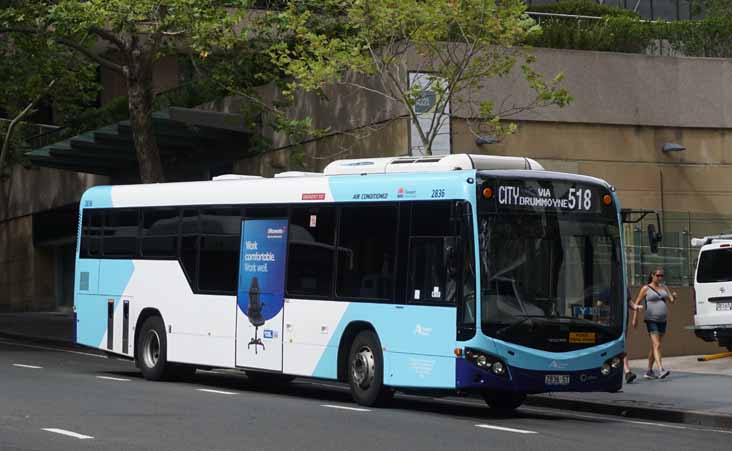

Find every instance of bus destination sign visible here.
[495,181,603,213]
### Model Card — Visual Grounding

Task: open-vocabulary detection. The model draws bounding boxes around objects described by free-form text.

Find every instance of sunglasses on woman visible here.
[655,273,664,278]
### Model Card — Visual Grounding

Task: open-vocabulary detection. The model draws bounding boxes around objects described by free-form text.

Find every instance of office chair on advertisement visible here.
[247,277,265,354]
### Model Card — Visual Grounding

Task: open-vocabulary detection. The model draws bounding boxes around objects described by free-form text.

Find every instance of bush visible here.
[527,0,640,18]
[528,16,655,53]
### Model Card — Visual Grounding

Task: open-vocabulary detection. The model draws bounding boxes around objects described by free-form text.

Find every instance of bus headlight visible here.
[464,348,508,377]
[492,361,506,376]
[600,363,611,376]
[610,357,622,369]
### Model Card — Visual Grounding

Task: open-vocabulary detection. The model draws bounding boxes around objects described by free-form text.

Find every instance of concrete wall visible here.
[0,215,55,312]
[99,55,181,105]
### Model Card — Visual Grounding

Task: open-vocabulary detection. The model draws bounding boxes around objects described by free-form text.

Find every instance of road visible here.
[0,338,729,451]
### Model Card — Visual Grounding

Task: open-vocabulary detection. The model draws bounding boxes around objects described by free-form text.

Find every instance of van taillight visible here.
[692,286,697,315]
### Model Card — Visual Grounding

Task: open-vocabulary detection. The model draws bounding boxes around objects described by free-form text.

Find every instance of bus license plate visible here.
[545,375,570,386]
[716,303,732,311]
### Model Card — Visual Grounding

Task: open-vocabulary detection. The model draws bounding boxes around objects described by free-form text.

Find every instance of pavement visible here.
[3,339,730,451]
[1,311,731,430]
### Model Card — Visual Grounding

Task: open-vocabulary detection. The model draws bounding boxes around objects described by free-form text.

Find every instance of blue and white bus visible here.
[74,154,626,409]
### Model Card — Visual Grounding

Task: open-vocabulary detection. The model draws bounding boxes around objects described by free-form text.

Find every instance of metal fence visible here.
[526,0,702,21]
[624,211,732,286]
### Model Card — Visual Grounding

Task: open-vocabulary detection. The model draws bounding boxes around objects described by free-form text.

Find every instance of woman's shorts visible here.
[645,321,667,335]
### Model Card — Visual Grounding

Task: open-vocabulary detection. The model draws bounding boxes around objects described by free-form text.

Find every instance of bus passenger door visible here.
[235,218,288,371]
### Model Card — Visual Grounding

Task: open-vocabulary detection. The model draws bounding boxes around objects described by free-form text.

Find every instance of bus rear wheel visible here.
[137,316,173,381]
[482,391,525,412]
[347,330,393,407]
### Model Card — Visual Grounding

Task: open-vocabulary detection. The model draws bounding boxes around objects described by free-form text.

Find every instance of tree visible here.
[264,0,572,155]
[0,26,98,178]
[1,1,247,183]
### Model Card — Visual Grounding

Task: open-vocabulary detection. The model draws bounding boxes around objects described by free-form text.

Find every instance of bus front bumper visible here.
[455,358,623,394]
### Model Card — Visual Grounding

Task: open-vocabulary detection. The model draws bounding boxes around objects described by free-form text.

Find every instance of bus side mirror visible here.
[648,224,662,254]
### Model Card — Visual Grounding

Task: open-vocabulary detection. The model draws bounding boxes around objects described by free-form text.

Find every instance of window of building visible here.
[102,209,139,257]
[336,204,398,300]
[141,208,179,257]
[287,206,336,297]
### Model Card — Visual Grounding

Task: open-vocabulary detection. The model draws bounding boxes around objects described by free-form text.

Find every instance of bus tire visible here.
[347,330,393,407]
[136,316,172,381]
[481,391,525,412]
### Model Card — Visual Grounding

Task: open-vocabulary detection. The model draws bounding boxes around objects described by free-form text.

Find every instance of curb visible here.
[0,331,78,350]
[526,394,732,429]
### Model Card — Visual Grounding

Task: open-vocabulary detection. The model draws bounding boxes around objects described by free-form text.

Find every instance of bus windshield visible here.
[478,177,624,352]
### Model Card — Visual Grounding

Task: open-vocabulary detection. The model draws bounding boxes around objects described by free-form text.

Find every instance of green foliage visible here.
[528,14,732,58]
[264,0,572,154]
[660,17,732,58]
[691,0,732,18]
[527,0,639,18]
[528,16,655,53]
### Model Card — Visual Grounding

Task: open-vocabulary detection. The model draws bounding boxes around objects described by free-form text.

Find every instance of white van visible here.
[691,235,732,351]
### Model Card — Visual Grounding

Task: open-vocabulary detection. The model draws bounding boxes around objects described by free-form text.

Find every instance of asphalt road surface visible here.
[1,338,729,451]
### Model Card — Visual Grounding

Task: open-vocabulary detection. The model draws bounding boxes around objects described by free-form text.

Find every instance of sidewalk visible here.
[1,312,731,428]
[529,356,732,429]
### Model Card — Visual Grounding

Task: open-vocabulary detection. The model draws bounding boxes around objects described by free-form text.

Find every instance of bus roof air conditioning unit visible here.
[211,174,264,181]
[322,154,543,175]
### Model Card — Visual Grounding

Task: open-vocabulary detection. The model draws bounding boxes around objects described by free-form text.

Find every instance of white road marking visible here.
[321,404,371,412]
[521,406,732,435]
[42,428,94,439]
[0,339,106,358]
[12,364,42,369]
[96,376,130,382]
[476,424,537,434]
[196,388,237,395]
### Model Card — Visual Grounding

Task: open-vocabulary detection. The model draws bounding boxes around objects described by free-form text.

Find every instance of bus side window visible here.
[141,207,179,258]
[407,202,454,305]
[80,209,103,258]
[103,209,140,257]
[407,236,456,305]
[287,206,336,298]
[336,204,398,301]
[180,208,200,291]
[198,207,241,294]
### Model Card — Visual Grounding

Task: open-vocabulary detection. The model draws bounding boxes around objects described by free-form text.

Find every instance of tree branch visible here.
[88,26,127,52]
[0,26,124,74]
[0,79,57,177]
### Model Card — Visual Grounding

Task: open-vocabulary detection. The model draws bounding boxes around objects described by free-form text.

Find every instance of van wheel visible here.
[347,330,393,407]
[137,316,173,381]
[482,391,525,412]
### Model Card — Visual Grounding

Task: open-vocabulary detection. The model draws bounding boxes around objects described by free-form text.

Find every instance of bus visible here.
[74,154,626,409]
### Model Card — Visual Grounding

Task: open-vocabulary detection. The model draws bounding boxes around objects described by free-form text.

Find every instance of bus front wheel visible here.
[136,316,172,381]
[347,330,393,407]
[482,391,525,412]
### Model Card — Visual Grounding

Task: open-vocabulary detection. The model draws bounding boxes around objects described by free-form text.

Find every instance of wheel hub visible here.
[352,346,375,389]
[143,330,160,368]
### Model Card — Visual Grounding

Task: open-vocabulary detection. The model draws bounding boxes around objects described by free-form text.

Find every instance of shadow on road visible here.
[100,367,610,425]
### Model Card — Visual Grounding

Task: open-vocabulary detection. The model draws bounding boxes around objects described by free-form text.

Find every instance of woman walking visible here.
[632,267,676,379]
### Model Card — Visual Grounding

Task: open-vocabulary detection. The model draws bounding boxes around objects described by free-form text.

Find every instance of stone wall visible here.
[0,215,55,312]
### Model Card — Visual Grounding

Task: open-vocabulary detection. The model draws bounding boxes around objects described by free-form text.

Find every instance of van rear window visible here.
[697,248,732,283]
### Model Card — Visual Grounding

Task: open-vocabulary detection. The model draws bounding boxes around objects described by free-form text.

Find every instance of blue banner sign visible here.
[237,219,288,322]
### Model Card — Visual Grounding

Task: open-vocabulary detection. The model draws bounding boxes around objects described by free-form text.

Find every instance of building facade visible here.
[2,46,731,358]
